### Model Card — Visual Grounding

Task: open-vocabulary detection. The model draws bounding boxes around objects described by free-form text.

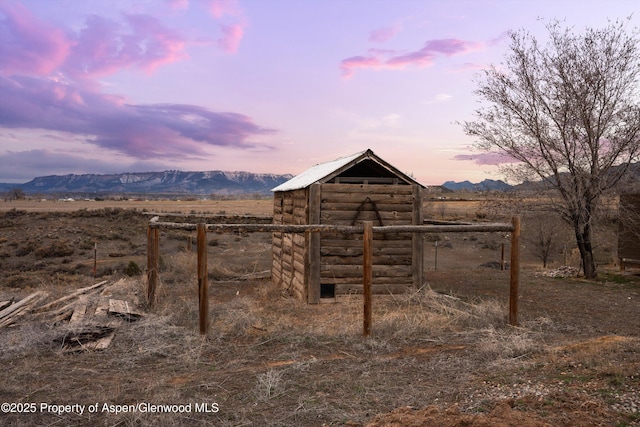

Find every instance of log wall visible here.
[272,189,308,300]
[272,183,423,301]
[318,183,422,295]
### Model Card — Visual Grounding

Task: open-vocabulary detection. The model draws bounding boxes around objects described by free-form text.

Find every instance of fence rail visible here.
[147,217,520,336]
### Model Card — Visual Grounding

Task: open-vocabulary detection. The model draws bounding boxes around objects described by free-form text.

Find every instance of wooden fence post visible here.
[147,225,159,308]
[509,216,520,326]
[197,223,209,335]
[363,221,373,337]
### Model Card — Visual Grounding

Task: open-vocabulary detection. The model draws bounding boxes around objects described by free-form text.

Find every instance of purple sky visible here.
[0,0,637,185]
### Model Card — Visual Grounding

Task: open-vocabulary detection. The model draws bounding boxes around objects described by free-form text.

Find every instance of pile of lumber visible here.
[0,291,47,328]
[1,279,145,352]
[33,280,109,324]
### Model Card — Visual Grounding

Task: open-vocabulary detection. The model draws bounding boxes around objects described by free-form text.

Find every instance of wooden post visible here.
[363,221,373,337]
[146,225,159,308]
[307,183,321,304]
[93,242,97,278]
[411,184,424,288]
[197,223,209,335]
[434,240,438,271]
[509,216,520,326]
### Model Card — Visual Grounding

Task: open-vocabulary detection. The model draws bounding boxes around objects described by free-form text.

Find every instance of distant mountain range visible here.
[441,179,512,192]
[0,171,293,196]
[1,161,637,196]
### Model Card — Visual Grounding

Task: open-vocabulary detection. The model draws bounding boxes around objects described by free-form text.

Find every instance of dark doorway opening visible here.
[320,283,335,299]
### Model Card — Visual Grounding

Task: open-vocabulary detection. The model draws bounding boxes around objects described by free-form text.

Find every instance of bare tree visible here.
[525,215,562,268]
[9,188,25,200]
[463,19,640,279]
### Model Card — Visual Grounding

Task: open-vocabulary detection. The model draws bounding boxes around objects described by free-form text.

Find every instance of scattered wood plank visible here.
[69,304,87,325]
[0,292,46,329]
[34,280,108,313]
[54,326,116,352]
[108,299,143,321]
[0,301,12,311]
[95,299,110,317]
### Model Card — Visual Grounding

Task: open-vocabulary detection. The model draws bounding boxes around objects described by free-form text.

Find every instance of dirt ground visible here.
[0,199,639,426]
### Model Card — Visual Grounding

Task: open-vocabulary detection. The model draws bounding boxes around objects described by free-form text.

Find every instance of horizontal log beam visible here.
[150,221,514,234]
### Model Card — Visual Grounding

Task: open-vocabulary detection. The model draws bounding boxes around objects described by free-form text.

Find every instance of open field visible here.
[0,198,274,216]
[1,198,639,426]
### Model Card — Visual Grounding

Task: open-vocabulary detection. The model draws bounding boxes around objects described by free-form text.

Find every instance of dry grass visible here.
[1,201,639,426]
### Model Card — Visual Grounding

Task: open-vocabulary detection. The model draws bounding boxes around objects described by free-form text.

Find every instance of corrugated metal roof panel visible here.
[271,150,367,192]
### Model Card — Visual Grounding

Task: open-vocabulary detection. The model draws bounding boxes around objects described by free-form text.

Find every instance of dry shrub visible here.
[34,240,75,258]
[374,286,506,339]
[254,368,286,401]
[547,335,636,369]
[211,297,258,338]
[477,326,540,362]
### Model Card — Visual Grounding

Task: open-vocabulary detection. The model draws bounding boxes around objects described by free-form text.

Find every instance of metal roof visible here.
[271,149,423,192]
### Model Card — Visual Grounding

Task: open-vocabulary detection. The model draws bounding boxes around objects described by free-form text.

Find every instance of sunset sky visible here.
[0,0,637,185]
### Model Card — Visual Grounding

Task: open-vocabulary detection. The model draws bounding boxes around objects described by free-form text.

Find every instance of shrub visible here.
[34,240,74,258]
[125,260,142,276]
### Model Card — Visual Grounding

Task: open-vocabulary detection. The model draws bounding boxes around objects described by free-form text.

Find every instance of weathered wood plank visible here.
[320,211,414,222]
[307,183,321,304]
[321,238,411,248]
[323,256,411,266]
[69,304,87,325]
[322,194,413,204]
[35,281,107,313]
[412,184,424,289]
[321,202,414,211]
[321,246,411,257]
[108,299,144,321]
[363,221,373,337]
[336,283,412,294]
[320,183,414,194]
[320,264,411,277]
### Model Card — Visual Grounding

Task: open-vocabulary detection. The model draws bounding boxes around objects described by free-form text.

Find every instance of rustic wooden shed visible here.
[271,149,424,303]
[618,193,640,271]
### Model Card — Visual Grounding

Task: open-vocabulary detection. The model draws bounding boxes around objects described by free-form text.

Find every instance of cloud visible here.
[369,26,399,43]
[423,93,452,104]
[0,149,121,181]
[217,23,244,53]
[0,0,271,181]
[453,152,518,165]
[207,0,247,53]
[0,3,187,79]
[340,38,483,78]
[0,1,71,76]
[63,13,187,78]
[0,75,277,159]
[167,0,189,10]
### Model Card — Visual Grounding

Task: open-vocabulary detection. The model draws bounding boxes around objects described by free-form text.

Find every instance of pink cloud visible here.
[341,38,483,78]
[0,75,277,159]
[167,0,189,10]
[206,0,246,53]
[453,152,518,165]
[339,56,384,78]
[217,23,244,53]
[208,0,241,19]
[63,14,187,78]
[369,26,399,43]
[0,0,265,172]
[0,1,71,76]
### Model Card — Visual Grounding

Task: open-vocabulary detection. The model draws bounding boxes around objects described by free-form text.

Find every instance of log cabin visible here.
[271,149,424,303]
